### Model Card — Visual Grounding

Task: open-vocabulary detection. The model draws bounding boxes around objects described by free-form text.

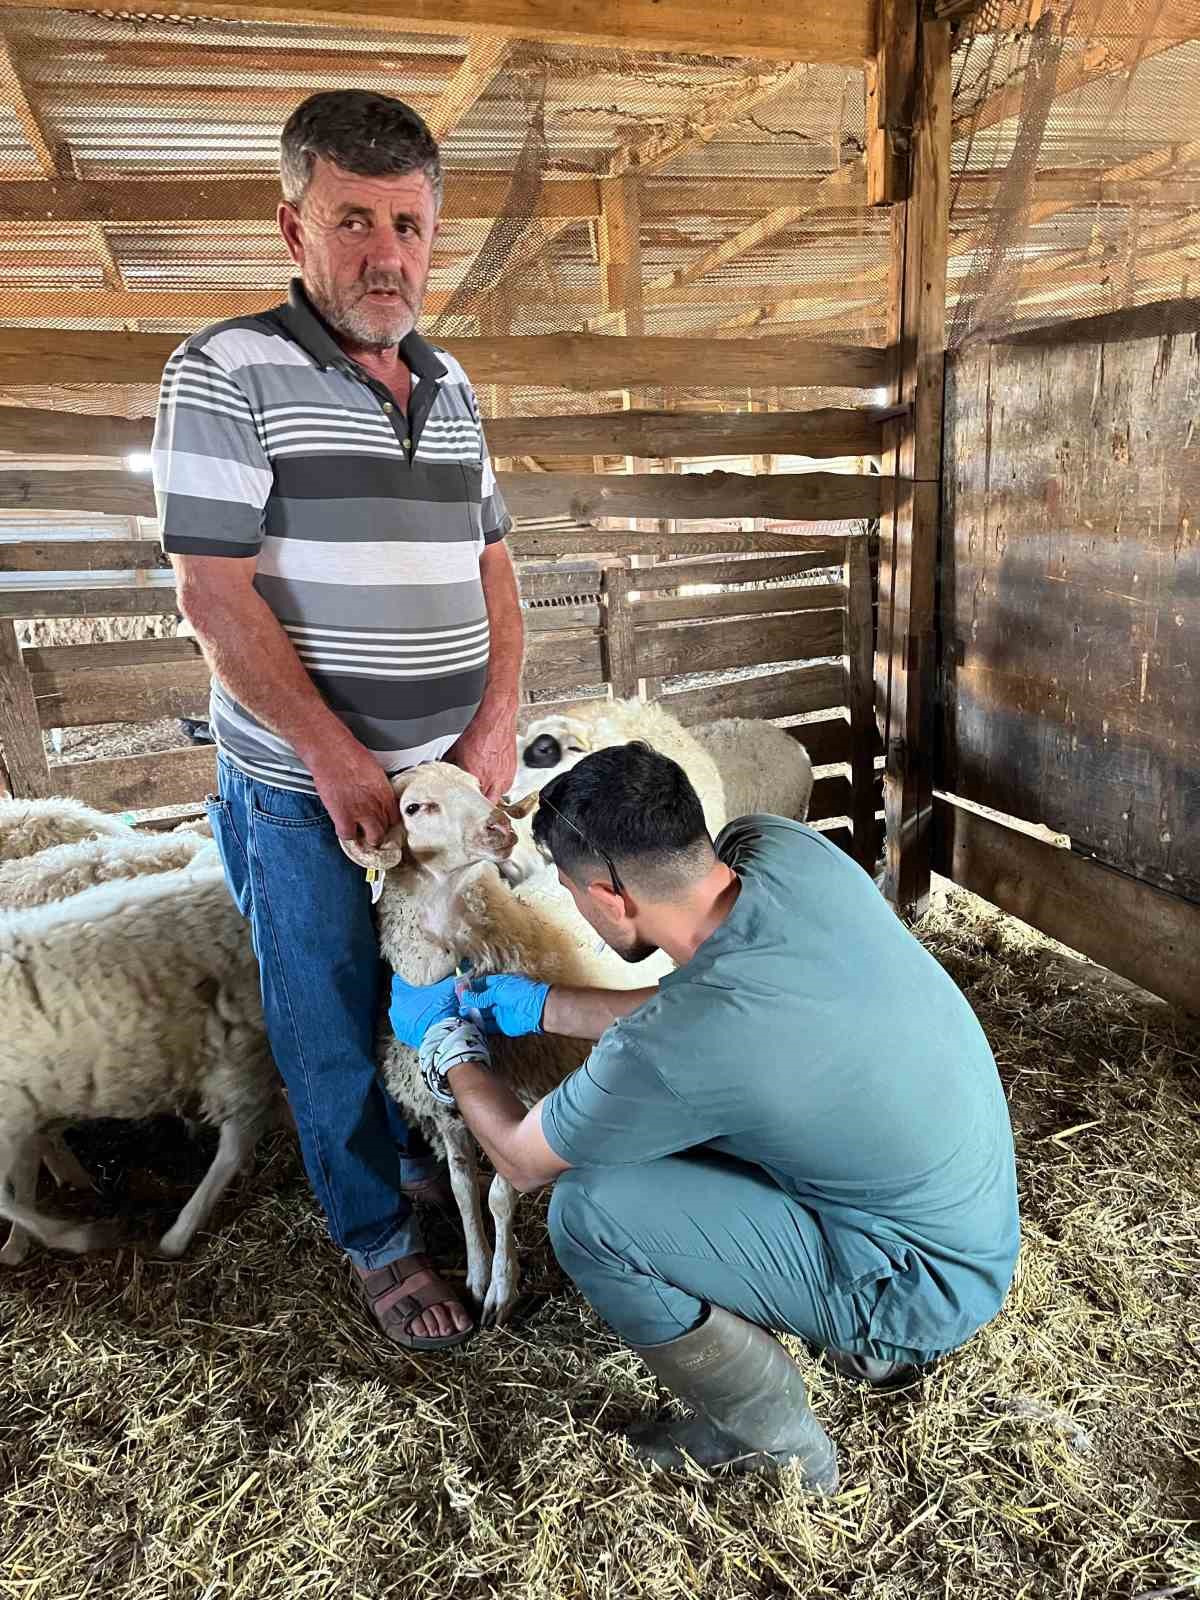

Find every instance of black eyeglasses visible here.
[535,793,625,897]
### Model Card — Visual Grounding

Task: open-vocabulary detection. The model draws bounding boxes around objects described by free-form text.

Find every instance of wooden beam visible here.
[486,408,884,460]
[425,36,511,141]
[656,663,849,726]
[0,408,150,457]
[865,0,917,207]
[0,0,874,64]
[0,587,178,621]
[29,658,211,729]
[0,30,57,179]
[843,532,879,871]
[932,797,1200,1019]
[0,330,889,391]
[0,539,166,571]
[635,608,843,679]
[48,746,217,811]
[598,175,643,339]
[0,174,601,225]
[509,525,850,557]
[876,18,951,916]
[1005,295,1200,348]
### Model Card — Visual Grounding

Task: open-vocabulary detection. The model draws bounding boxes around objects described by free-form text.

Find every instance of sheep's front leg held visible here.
[441,1119,492,1307]
[481,1173,520,1326]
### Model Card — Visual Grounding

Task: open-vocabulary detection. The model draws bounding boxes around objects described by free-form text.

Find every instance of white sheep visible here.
[0,860,277,1266]
[691,717,814,822]
[0,829,216,911]
[0,796,135,864]
[508,698,727,837]
[340,763,601,1325]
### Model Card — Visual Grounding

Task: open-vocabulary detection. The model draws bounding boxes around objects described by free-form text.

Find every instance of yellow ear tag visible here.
[366,867,385,905]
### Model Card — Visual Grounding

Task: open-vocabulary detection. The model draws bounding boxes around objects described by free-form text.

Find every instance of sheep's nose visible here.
[524,733,562,768]
[485,815,516,849]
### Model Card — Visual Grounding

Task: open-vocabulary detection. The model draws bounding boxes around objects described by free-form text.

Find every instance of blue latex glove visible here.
[388,973,460,1049]
[461,973,550,1038]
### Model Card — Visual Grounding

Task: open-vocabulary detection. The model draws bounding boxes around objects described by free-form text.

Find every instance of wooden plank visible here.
[0,539,167,572]
[0,0,873,62]
[1,465,880,523]
[501,470,880,523]
[634,583,845,624]
[487,408,884,461]
[524,602,602,634]
[789,716,851,770]
[939,337,1200,902]
[0,407,151,458]
[0,615,51,797]
[636,608,844,679]
[865,0,917,206]
[843,532,879,871]
[598,174,643,339]
[49,746,217,810]
[1004,296,1200,350]
[29,659,211,730]
[933,796,1200,1019]
[0,174,600,225]
[425,36,511,141]
[523,630,605,690]
[0,588,178,620]
[0,470,155,517]
[20,637,200,674]
[875,18,950,916]
[517,566,604,604]
[630,551,840,590]
[510,526,851,559]
[0,329,889,391]
[601,568,638,699]
[662,664,846,725]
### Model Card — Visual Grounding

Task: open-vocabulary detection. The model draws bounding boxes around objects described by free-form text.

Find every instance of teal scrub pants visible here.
[548,1149,944,1360]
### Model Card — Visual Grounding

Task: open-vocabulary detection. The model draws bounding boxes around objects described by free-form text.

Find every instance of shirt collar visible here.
[277,278,447,382]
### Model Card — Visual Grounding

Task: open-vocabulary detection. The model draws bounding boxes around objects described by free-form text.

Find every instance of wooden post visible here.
[866,0,918,207]
[598,175,644,339]
[843,533,878,872]
[602,566,639,699]
[0,619,52,797]
[875,14,950,914]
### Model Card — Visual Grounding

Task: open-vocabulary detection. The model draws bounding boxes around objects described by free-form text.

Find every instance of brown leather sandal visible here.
[356,1252,475,1350]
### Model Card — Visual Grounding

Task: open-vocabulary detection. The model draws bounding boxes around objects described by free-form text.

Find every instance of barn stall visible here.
[0,0,1198,1596]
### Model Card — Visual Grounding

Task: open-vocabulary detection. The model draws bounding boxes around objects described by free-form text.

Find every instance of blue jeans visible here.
[206,758,434,1270]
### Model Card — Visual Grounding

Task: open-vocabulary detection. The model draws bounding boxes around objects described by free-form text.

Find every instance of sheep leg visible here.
[441,1120,492,1307]
[481,1174,520,1327]
[158,1117,254,1259]
[0,1130,117,1258]
[0,1136,41,1266]
[39,1130,95,1190]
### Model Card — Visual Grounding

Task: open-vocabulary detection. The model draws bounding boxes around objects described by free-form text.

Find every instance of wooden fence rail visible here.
[0,529,880,867]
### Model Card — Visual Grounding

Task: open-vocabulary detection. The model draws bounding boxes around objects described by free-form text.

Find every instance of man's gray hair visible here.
[280,90,443,209]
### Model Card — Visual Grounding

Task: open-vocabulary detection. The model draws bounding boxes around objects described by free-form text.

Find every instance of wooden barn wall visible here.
[940,331,1200,903]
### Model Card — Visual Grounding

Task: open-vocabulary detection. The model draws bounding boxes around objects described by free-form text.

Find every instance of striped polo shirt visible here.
[152,279,510,792]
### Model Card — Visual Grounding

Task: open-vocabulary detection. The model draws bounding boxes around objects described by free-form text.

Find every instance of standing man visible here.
[390,745,1020,1486]
[153,91,521,1349]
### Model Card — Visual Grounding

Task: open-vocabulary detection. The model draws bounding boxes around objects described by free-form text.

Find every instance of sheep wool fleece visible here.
[543,816,1020,1360]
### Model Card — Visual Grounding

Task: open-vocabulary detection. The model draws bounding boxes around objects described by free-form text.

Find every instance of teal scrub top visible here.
[541,816,1020,1354]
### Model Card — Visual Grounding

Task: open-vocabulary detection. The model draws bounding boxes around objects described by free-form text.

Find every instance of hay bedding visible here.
[1,888,1198,1600]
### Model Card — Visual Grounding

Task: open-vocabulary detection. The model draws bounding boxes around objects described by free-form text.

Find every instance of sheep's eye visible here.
[404,801,422,817]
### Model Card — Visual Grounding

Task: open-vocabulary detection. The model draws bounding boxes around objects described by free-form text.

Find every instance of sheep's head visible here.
[337,762,517,877]
[506,714,593,802]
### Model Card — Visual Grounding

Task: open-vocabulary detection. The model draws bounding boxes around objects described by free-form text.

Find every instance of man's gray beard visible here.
[307,276,419,350]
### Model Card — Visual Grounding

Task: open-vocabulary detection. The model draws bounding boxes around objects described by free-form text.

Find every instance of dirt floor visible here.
[1,886,1198,1600]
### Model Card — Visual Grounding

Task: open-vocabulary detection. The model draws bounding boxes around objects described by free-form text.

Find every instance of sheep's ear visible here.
[337,824,406,871]
[500,792,539,819]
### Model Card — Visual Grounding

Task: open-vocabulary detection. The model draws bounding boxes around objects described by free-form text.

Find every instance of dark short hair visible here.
[280,90,443,209]
[533,742,713,893]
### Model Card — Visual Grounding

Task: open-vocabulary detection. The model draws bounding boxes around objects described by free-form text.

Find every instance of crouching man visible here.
[388,743,1020,1488]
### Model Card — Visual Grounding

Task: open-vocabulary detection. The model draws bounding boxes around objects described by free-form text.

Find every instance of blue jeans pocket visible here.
[205,794,253,918]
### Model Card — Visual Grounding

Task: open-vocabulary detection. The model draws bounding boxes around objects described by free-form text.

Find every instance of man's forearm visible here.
[446,1063,562,1192]
[175,562,353,765]
[478,543,523,711]
[543,983,657,1042]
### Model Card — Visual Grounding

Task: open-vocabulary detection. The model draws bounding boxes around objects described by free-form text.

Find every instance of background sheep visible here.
[0,860,277,1266]
[340,763,599,1325]
[0,796,135,864]
[691,717,814,822]
[508,698,726,837]
[0,830,216,911]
